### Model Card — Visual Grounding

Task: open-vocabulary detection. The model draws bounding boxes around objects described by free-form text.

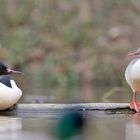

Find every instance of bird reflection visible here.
[126,114,140,140]
[55,109,86,140]
[0,116,22,139]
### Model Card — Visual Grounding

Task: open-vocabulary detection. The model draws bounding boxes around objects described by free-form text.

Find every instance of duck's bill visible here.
[128,51,139,56]
[7,68,22,74]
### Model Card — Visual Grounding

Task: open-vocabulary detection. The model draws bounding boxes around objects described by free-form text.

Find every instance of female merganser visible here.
[125,48,140,112]
[0,63,22,110]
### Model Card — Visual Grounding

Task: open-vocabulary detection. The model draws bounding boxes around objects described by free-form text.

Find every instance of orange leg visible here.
[129,92,140,113]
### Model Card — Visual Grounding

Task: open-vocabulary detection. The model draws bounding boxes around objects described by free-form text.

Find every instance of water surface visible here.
[10,75,137,140]
[0,111,139,140]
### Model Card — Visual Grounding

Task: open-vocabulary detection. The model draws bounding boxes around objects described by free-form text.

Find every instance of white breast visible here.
[0,80,22,110]
[125,58,140,92]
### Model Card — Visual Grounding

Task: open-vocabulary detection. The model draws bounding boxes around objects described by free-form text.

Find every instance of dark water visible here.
[21,86,131,104]
[0,112,140,140]
[16,74,131,104]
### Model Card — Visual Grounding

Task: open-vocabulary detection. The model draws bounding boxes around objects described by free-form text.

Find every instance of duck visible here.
[0,62,22,110]
[125,48,140,112]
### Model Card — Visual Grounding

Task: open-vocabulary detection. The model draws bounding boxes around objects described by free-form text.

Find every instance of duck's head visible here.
[0,63,21,75]
[128,48,140,56]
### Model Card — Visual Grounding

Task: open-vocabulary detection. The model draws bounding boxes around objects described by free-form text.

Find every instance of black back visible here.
[0,63,7,75]
[0,76,12,88]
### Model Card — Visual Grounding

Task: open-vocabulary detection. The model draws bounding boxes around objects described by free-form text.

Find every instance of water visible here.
[21,85,131,104]
[5,75,136,140]
[16,74,131,104]
[0,112,140,140]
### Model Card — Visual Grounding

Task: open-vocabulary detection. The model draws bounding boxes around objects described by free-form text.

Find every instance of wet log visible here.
[0,103,135,117]
[17,103,129,110]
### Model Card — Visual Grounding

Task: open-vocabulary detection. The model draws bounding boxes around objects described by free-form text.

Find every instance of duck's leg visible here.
[129,92,140,113]
[129,92,136,110]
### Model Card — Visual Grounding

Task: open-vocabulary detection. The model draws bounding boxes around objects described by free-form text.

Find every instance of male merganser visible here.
[125,48,140,112]
[0,63,22,110]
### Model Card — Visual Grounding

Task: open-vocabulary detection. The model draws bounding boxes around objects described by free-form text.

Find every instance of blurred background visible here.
[0,0,139,104]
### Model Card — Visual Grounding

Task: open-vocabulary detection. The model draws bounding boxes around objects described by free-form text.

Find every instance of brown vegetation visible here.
[0,0,139,89]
